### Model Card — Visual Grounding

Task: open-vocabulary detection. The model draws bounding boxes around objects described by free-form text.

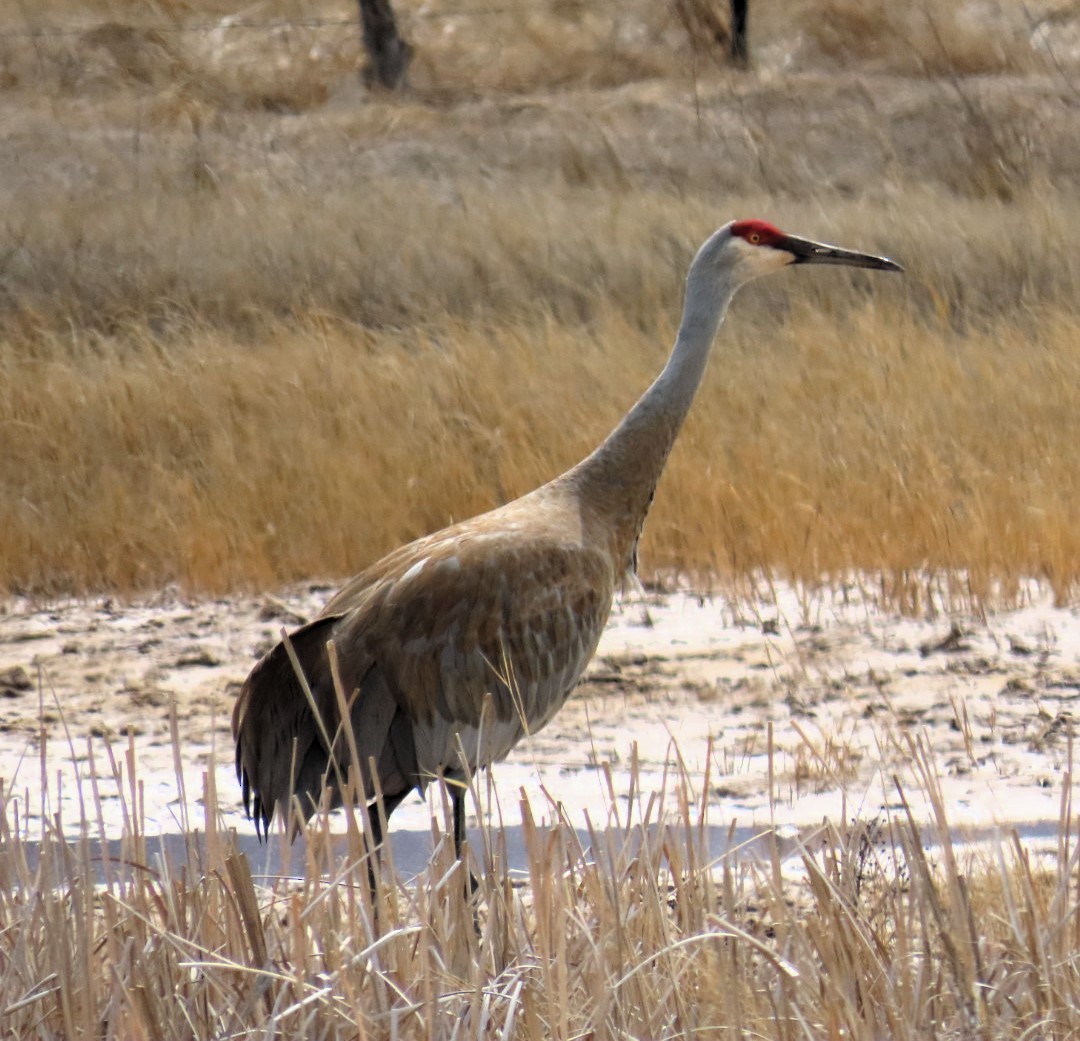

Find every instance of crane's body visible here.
[233,220,901,851]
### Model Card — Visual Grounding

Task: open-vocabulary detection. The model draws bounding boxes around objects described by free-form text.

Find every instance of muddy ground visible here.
[2,581,1077,871]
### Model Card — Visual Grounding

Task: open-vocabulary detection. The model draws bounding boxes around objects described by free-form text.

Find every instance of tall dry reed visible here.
[2,718,1079,1038]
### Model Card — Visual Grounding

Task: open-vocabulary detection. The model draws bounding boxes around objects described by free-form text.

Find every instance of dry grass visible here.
[0,0,1055,97]
[3,719,1080,1039]
[796,0,1036,76]
[4,190,1080,602]
[0,0,1079,601]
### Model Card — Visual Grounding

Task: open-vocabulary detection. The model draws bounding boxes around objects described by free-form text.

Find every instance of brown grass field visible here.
[1,0,1079,603]
[3,0,1080,1037]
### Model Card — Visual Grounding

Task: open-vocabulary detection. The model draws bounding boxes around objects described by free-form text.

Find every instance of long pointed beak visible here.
[779,234,904,272]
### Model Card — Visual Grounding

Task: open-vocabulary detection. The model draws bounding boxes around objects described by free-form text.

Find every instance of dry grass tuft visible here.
[794,0,1036,76]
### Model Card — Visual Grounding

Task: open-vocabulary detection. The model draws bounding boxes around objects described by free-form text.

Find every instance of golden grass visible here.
[3,721,1080,1039]
[3,186,1080,602]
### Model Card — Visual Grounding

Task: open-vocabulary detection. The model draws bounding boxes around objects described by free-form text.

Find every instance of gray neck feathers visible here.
[565,228,740,566]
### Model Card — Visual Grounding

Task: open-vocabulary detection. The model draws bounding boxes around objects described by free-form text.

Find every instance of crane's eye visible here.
[748,232,761,244]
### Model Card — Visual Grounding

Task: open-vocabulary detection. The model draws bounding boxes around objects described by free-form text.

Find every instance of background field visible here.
[2,0,1080,605]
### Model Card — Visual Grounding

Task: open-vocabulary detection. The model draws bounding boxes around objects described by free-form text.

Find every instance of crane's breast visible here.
[335,533,616,775]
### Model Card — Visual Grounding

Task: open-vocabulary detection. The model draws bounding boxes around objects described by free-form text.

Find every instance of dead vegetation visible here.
[2,721,1080,1039]
[797,0,1037,76]
[4,201,1080,602]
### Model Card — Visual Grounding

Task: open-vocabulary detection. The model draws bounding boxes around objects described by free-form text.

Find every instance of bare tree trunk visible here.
[673,0,749,69]
[356,0,412,90]
[730,0,748,66]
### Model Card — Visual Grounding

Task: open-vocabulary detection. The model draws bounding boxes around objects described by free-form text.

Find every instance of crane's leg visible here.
[365,789,409,849]
[363,789,408,909]
[452,787,466,858]
[451,787,480,898]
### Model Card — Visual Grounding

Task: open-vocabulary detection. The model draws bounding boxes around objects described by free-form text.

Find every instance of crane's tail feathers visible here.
[232,615,420,841]
[232,615,342,839]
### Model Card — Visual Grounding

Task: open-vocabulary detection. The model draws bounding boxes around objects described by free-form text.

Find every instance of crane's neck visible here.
[566,238,739,574]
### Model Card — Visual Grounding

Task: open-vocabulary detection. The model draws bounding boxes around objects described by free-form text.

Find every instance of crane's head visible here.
[722,219,903,281]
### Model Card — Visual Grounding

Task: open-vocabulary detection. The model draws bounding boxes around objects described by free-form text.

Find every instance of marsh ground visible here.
[3,579,1077,845]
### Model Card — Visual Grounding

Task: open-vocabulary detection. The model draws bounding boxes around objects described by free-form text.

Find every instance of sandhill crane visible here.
[233,219,901,859]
